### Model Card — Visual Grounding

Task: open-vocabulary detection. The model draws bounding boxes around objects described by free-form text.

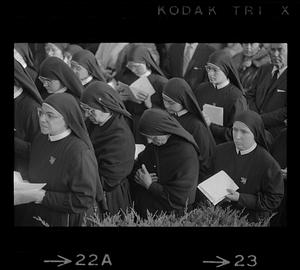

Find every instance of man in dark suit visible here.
[164,43,216,93]
[246,43,287,141]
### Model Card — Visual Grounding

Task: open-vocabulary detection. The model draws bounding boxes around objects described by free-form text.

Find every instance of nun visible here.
[194,49,248,144]
[210,110,284,222]
[71,49,107,88]
[39,56,84,101]
[14,59,43,179]
[162,77,216,183]
[81,81,135,215]
[131,108,199,218]
[19,93,106,226]
[116,44,168,143]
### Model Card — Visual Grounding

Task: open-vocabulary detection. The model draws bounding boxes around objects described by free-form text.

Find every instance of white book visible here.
[203,103,224,126]
[129,76,155,100]
[14,171,46,191]
[135,144,145,160]
[197,170,239,205]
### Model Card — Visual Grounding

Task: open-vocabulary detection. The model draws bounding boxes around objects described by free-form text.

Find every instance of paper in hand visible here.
[197,170,239,205]
[203,103,224,126]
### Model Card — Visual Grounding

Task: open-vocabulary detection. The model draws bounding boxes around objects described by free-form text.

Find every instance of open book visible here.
[197,170,239,205]
[117,77,155,104]
[203,103,224,126]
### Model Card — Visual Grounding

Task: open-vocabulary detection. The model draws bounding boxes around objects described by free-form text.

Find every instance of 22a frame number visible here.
[75,253,112,266]
[234,255,257,267]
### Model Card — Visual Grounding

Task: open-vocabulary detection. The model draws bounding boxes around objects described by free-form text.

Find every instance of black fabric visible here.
[72,49,106,82]
[43,93,93,150]
[22,133,105,226]
[131,135,199,218]
[82,81,132,119]
[208,49,244,94]
[138,108,199,154]
[14,59,43,104]
[212,142,284,222]
[39,56,84,100]
[126,44,166,77]
[234,110,270,152]
[195,82,248,144]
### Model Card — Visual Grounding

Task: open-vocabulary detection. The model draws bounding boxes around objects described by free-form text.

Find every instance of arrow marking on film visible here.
[203,256,230,268]
[44,255,72,267]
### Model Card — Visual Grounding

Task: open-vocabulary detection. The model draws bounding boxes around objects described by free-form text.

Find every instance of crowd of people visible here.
[14,42,287,226]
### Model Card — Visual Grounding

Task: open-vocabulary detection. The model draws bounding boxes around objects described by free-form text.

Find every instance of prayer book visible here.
[129,76,155,100]
[197,170,239,205]
[135,144,145,159]
[203,103,224,126]
[117,81,142,104]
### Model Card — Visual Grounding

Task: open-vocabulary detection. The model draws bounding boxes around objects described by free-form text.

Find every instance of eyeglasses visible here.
[71,61,82,71]
[205,65,222,73]
[126,62,144,70]
[79,102,96,117]
[38,76,53,86]
[37,107,62,120]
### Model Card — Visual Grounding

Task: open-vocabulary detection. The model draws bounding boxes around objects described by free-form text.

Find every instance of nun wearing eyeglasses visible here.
[162,78,216,184]
[71,49,107,88]
[210,110,284,223]
[39,56,84,102]
[81,81,135,215]
[131,108,199,218]
[194,49,248,145]
[19,93,107,226]
[115,44,168,144]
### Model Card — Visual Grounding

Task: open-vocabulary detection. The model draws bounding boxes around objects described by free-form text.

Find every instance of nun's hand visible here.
[281,167,287,180]
[134,164,153,189]
[135,90,148,102]
[144,96,152,109]
[225,189,240,202]
[202,111,212,127]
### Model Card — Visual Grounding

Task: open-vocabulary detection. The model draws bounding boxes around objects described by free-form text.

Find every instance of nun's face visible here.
[145,135,169,146]
[39,76,64,94]
[71,61,90,82]
[162,94,184,114]
[233,121,255,151]
[205,63,227,86]
[126,61,148,76]
[80,103,111,125]
[45,43,64,60]
[38,104,67,136]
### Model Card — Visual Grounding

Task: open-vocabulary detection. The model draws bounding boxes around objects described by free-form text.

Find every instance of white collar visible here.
[176,109,189,117]
[14,87,23,99]
[81,75,93,86]
[272,65,287,78]
[14,49,27,68]
[139,70,151,77]
[215,79,230,89]
[48,129,71,142]
[236,142,257,155]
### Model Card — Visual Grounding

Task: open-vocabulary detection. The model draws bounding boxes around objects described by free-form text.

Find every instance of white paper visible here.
[135,144,145,159]
[14,171,46,191]
[197,170,239,205]
[129,77,155,100]
[203,103,224,126]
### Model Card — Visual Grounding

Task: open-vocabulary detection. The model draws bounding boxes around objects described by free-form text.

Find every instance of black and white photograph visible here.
[11,0,294,269]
